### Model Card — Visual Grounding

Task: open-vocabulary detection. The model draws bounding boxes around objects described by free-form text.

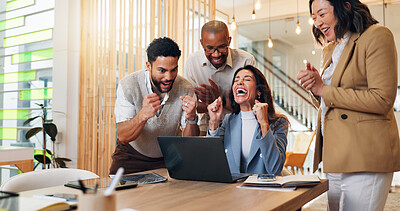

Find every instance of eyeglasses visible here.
[203,45,229,54]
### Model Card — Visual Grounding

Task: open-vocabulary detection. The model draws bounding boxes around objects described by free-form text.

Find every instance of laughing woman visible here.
[297,0,400,210]
[207,65,288,175]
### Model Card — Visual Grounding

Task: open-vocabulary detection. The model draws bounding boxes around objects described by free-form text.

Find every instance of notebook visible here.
[157,136,250,183]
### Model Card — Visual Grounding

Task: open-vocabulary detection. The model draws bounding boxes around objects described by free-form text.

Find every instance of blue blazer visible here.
[208,112,288,175]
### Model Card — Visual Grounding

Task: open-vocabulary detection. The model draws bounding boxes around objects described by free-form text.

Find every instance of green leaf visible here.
[55,157,72,162]
[34,154,51,164]
[35,103,44,108]
[55,158,66,167]
[44,123,58,141]
[23,116,41,126]
[45,149,52,155]
[25,127,42,140]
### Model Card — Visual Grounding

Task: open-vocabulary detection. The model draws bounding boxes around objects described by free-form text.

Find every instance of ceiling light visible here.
[252,0,256,20]
[268,36,273,48]
[296,21,301,35]
[295,0,301,35]
[231,16,237,30]
[312,50,316,55]
[255,0,261,10]
[303,59,307,64]
[231,0,236,30]
[267,0,273,48]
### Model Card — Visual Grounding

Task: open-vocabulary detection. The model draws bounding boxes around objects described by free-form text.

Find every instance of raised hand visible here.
[207,97,223,130]
[180,95,197,121]
[137,93,161,122]
[195,78,220,105]
[253,100,269,126]
[296,62,324,96]
[253,100,271,136]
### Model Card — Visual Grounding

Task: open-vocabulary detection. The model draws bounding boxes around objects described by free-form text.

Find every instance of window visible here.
[0,0,54,179]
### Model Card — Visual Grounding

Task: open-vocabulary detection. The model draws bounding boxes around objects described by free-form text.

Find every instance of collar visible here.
[144,70,169,105]
[201,48,233,70]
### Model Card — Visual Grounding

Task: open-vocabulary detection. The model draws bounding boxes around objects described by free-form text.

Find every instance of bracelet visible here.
[185,115,198,124]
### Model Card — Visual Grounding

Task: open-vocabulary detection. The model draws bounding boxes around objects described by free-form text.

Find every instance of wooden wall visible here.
[79,0,215,177]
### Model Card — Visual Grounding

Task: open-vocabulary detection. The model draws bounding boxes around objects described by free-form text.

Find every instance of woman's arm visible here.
[256,118,288,175]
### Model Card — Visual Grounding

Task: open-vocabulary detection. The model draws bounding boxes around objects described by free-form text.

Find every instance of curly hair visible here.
[146,37,181,64]
[310,0,378,46]
[229,65,288,129]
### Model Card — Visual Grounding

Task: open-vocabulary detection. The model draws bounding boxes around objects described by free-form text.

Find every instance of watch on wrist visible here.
[185,115,198,124]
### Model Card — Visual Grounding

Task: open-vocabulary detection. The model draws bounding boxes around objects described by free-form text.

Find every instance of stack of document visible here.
[242,174,320,188]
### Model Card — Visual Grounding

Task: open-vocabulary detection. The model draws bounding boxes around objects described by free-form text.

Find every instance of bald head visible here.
[201,20,229,39]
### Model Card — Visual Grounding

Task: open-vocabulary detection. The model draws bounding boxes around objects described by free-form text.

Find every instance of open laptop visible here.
[157,136,250,183]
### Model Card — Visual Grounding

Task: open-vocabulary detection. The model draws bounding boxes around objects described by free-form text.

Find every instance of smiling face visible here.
[146,56,179,94]
[311,0,338,42]
[200,31,231,69]
[232,69,261,111]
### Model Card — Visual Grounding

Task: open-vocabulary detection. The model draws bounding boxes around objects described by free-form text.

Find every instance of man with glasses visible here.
[184,20,255,134]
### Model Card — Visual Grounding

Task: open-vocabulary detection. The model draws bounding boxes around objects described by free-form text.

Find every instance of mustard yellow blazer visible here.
[312,24,400,173]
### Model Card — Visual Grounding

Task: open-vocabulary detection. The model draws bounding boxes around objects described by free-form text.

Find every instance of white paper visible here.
[236,185,296,192]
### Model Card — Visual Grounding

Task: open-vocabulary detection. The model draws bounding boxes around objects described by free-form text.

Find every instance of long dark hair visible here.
[310,0,378,46]
[229,65,288,128]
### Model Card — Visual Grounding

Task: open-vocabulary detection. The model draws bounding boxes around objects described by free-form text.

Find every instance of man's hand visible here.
[195,78,220,105]
[207,97,223,131]
[137,93,161,122]
[180,96,197,121]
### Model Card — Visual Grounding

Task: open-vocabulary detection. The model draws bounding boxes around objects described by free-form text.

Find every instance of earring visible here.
[257,94,261,100]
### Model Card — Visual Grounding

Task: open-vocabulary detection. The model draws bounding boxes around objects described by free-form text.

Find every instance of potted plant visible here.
[23,103,71,169]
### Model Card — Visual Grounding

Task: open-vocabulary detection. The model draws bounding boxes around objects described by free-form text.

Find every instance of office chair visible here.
[284,131,316,175]
[0,168,99,192]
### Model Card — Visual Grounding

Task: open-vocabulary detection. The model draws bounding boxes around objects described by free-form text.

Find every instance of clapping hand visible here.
[195,79,220,105]
[296,62,324,96]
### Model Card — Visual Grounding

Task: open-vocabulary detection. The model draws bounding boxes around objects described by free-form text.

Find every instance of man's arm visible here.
[180,95,200,136]
[182,120,200,136]
[117,93,161,145]
[195,79,233,113]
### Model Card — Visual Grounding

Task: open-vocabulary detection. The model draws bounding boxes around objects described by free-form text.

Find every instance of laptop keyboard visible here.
[121,172,167,184]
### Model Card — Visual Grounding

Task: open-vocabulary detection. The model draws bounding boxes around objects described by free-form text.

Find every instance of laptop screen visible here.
[158,136,237,183]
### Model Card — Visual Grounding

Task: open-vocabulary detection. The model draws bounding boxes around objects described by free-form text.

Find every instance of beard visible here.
[151,76,175,93]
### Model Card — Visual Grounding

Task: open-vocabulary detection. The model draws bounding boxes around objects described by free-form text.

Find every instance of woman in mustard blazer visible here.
[297,0,400,210]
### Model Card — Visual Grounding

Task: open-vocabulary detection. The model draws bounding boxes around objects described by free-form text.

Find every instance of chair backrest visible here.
[0,168,99,192]
[292,131,316,154]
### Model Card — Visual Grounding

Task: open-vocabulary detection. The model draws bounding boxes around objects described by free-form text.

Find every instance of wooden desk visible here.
[20,169,328,211]
[0,146,34,173]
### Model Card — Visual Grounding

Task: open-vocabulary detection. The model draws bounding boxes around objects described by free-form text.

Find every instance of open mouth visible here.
[212,57,223,64]
[236,88,248,96]
[321,27,329,35]
[160,82,172,90]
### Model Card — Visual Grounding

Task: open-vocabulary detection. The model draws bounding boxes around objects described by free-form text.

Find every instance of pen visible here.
[78,179,87,194]
[104,167,124,196]
[94,182,99,194]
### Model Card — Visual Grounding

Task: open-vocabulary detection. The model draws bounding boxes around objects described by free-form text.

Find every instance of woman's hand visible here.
[296,62,325,96]
[253,100,270,136]
[207,97,223,131]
